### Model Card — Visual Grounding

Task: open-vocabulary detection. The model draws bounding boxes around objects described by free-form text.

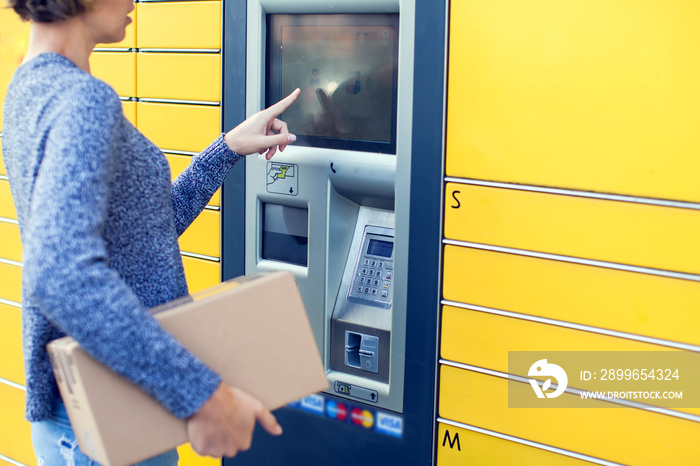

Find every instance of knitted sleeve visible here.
[171,135,242,236]
[21,79,221,419]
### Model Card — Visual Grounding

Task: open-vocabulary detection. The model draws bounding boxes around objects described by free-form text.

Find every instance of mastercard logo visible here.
[350,408,374,428]
[325,401,348,421]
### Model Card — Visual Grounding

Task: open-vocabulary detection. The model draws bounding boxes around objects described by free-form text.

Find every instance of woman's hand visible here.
[224,88,301,160]
[186,383,282,458]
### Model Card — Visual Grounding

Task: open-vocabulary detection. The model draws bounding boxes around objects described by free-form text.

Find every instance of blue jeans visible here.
[31,401,179,466]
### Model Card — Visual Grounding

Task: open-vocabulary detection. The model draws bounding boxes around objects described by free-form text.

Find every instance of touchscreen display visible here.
[268,15,399,153]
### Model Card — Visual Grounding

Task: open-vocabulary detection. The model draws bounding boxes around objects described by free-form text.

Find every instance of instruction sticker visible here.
[267,162,298,196]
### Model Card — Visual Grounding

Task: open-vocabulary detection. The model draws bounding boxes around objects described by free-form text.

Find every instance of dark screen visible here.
[367,239,393,258]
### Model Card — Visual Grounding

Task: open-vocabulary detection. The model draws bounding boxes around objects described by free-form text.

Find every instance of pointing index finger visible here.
[263,88,300,118]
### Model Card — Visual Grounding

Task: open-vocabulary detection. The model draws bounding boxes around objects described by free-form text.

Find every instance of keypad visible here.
[351,260,393,305]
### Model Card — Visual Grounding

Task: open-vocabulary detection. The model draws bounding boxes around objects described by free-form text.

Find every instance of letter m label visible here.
[442,430,461,451]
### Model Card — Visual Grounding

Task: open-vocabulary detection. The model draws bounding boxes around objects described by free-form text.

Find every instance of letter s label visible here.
[451,190,461,209]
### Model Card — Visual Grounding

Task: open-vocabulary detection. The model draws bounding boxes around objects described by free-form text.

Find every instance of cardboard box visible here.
[47,271,328,466]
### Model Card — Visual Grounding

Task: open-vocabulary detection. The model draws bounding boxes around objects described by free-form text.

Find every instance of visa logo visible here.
[300,394,325,415]
[376,412,403,438]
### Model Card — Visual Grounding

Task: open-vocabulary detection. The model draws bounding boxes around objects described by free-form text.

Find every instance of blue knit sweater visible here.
[2,53,241,422]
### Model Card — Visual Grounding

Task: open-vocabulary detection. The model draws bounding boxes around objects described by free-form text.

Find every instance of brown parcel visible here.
[47,271,328,466]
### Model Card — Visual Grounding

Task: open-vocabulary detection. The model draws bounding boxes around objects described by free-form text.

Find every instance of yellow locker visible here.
[0,303,23,386]
[446,0,700,204]
[177,444,220,466]
[0,180,16,220]
[182,256,220,293]
[136,53,221,102]
[0,140,6,176]
[443,245,700,347]
[0,262,21,304]
[445,183,700,276]
[440,306,700,417]
[0,222,22,263]
[0,383,35,466]
[166,154,221,207]
[437,423,592,466]
[122,101,137,127]
[136,1,222,50]
[96,9,136,49]
[90,52,136,97]
[137,102,221,153]
[179,210,220,259]
[439,366,700,466]
[0,9,30,132]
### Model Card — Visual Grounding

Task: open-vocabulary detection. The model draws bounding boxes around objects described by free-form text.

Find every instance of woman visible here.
[2,0,301,462]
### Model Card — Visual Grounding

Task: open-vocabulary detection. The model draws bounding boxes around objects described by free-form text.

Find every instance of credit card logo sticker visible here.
[300,394,324,415]
[325,401,348,421]
[351,408,374,428]
[376,412,403,438]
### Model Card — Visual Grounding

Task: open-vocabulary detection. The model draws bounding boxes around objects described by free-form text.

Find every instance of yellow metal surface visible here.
[446,0,700,203]
[0,140,6,176]
[0,222,22,263]
[443,245,700,347]
[122,101,137,126]
[166,154,221,206]
[136,102,221,153]
[179,211,220,259]
[97,9,135,49]
[0,10,30,133]
[182,256,220,293]
[437,423,591,466]
[90,52,136,97]
[0,304,23,386]
[177,444,220,466]
[0,383,35,466]
[439,366,700,465]
[0,263,21,304]
[136,1,221,49]
[136,53,221,102]
[441,305,700,417]
[0,180,16,220]
[445,183,700,275]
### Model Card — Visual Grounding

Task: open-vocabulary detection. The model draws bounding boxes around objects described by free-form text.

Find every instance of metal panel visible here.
[136,1,222,49]
[121,101,137,126]
[441,305,700,417]
[178,210,221,258]
[89,52,136,97]
[0,180,16,220]
[136,102,221,153]
[0,384,34,466]
[443,245,700,347]
[439,366,700,466]
[166,154,221,206]
[445,0,700,203]
[0,304,23,386]
[136,53,221,102]
[0,222,21,263]
[0,263,21,304]
[437,423,598,466]
[182,256,220,293]
[444,183,700,276]
[0,140,6,176]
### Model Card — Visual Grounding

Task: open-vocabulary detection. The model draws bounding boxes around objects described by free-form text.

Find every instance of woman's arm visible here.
[171,89,300,235]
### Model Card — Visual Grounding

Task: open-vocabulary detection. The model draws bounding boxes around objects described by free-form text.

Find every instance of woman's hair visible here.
[9,0,95,22]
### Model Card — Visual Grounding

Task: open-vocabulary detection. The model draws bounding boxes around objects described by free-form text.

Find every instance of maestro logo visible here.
[528,359,568,399]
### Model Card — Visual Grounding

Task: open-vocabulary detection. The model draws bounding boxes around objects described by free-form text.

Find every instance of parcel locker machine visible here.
[221,0,446,463]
